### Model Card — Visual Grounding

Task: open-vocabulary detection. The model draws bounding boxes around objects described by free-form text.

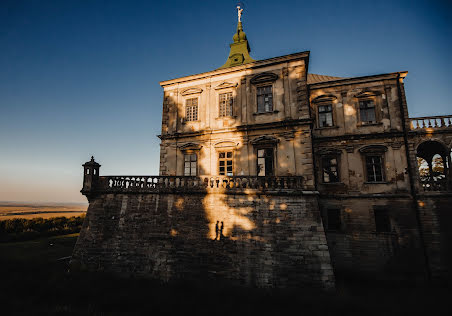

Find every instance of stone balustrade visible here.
[91,175,306,194]
[410,115,452,130]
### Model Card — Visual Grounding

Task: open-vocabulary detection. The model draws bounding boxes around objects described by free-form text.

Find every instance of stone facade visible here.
[72,15,452,286]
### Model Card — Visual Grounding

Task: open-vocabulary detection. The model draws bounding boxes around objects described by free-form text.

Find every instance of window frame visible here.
[218,150,234,176]
[218,91,234,118]
[256,147,275,177]
[321,155,340,183]
[256,84,274,113]
[358,98,377,124]
[317,102,334,128]
[183,153,198,176]
[359,145,388,183]
[364,154,385,183]
[185,97,199,122]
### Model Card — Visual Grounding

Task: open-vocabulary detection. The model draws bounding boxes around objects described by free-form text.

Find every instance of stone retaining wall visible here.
[71,191,335,289]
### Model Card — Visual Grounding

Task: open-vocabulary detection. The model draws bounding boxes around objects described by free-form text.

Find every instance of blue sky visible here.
[0,0,450,203]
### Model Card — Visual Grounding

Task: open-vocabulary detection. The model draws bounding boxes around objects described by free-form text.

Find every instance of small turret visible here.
[82,156,101,194]
[218,4,255,69]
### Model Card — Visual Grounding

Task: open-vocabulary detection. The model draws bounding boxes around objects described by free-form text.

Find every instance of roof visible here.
[307,74,345,84]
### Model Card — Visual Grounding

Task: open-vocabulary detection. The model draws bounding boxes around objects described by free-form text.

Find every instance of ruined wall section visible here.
[72,191,334,289]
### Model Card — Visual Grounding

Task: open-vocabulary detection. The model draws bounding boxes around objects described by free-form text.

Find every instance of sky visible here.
[0,0,450,203]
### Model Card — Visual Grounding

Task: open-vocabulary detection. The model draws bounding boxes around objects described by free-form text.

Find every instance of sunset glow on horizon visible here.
[1,0,450,203]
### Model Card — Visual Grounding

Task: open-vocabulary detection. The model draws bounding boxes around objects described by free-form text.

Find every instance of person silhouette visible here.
[220,221,224,240]
[215,221,220,240]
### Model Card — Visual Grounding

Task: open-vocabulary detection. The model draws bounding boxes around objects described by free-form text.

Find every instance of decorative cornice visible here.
[250,135,280,145]
[250,72,279,85]
[354,90,381,98]
[179,142,203,151]
[316,148,342,155]
[359,145,388,153]
[214,82,238,90]
[180,88,203,96]
[214,141,239,148]
[311,94,338,103]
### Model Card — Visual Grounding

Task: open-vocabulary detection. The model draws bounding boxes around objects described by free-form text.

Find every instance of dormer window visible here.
[185,98,198,121]
[257,85,273,113]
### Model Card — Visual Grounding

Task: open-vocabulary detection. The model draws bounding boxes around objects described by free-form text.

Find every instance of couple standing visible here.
[215,221,225,240]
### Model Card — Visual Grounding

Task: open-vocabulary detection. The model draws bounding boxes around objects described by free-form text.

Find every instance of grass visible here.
[0,234,450,315]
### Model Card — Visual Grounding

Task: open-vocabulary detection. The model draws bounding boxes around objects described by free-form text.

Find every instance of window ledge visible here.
[357,122,383,127]
[215,116,237,120]
[182,120,200,125]
[364,181,388,184]
[320,182,344,185]
[253,110,279,116]
[315,125,339,130]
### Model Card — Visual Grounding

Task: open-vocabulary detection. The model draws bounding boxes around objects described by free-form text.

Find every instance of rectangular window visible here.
[322,156,339,183]
[327,209,341,231]
[374,208,391,232]
[184,154,197,176]
[257,85,273,113]
[318,104,333,127]
[219,151,233,176]
[219,92,233,117]
[257,148,274,176]
[359,99,376,123]
[185,98,198,121]
[366,155,384,182]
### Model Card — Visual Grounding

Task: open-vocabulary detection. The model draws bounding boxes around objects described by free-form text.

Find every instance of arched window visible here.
[416,141,450,191]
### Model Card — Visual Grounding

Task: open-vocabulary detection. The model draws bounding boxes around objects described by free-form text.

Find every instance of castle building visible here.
[72,7,452,287]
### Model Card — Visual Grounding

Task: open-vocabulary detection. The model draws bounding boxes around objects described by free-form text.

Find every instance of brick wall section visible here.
[71,192,335,289]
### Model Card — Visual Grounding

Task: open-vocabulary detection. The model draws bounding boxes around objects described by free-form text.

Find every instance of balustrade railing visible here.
[410,115,452,130]
[96,175,305,193]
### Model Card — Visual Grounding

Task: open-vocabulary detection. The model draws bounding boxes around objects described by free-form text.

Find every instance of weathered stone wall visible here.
[319,197,426,280]
[71,191,335,289]
[417,195,452,281]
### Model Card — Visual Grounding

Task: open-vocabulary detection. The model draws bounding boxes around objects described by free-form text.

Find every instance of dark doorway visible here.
[257,148,274,176]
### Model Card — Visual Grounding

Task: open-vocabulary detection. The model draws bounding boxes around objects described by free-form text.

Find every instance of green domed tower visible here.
[218,5,255,69]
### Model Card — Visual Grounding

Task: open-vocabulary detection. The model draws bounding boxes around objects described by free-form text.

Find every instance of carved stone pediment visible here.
[179,142,202,151]
[316,148,342,155]
[359,145,388,153]
[311,94,337,103]
[180,88,203,96]
[214,82,238,90]
[214,141,239,148]
[250,135,280,145]
[250,72,279,84]
[354,90,380,98]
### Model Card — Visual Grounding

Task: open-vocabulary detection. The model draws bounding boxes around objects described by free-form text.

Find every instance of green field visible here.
[0,234,450,315]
